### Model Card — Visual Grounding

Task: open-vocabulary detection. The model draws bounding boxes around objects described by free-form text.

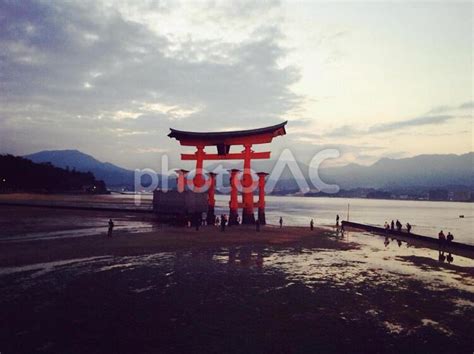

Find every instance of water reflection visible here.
[378,235,466,266]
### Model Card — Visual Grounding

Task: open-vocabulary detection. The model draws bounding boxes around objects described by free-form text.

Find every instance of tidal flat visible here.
[0,205,472,353]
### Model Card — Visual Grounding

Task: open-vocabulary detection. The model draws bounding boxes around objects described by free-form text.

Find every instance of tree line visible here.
[0,154,107,193]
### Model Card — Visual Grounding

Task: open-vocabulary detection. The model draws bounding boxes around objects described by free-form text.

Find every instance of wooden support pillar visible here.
[175,169,189,193]
[207,172,217,225]
[241,144,255,224]
[228,169,240,225]
[257,172,268,225]
[193,145,205,190]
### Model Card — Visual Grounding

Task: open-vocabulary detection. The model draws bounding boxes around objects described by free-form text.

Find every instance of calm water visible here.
[1,193,473,245]
[215,195,474,245]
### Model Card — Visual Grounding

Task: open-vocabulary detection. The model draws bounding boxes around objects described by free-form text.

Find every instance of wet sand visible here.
[0,205,473,353]
[0,211,350,268]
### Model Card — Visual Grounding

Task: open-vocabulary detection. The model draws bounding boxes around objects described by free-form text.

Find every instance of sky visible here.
[0,0,472,170]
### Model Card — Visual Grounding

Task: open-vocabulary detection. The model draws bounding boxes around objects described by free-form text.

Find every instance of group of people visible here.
[438,230,454,245]
[185,214,285,232]
[383,219,412,233]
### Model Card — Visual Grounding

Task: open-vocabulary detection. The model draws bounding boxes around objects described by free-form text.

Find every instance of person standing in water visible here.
[279,217,283,228]
[336,214,340,227]
[107,219,114,238]
[310,219,314,231]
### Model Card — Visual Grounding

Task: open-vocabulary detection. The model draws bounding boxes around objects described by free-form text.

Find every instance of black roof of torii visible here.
[168,121,287,142]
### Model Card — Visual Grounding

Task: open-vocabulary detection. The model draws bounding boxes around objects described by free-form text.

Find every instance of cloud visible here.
[368,115,453,133]
[323,111,466,139]
[0,0,301,168]
[426,101,474,114]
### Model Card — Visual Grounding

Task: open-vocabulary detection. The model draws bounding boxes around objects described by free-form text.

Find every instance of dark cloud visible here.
[0,0,301,168]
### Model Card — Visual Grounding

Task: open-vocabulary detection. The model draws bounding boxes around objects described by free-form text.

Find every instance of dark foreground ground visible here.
[0,206,473,354]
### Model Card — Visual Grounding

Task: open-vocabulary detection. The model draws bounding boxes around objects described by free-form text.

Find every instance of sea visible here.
[213,195,474,245]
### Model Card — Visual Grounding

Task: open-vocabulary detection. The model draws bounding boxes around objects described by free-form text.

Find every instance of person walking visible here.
[406,223,412,234]
[336,214,340,227]
[390,220,395,230]
[220,214,226,232]
[107,219,114,238]
[310,219,314,231]
[279,217,283,229]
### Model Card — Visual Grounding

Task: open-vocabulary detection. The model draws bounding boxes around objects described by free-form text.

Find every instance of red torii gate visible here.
[168,121,287,225]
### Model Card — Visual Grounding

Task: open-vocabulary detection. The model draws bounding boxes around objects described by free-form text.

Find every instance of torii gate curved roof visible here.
[168,121,287,147]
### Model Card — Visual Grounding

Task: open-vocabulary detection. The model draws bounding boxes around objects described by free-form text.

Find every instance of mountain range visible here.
[24,150,474,192]
[25,150,136,188]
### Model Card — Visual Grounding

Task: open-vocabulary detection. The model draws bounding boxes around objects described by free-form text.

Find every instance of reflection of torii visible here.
[168,121,287,225]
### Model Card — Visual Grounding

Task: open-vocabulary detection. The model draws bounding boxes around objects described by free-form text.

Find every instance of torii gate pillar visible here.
[228,169,240,226]
[206,172,217,225]
[257,172,269,225]
[241,144,256,224]
[175,169,189,192]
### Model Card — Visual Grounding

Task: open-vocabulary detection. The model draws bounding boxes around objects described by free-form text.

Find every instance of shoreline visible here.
[0,224,355,268]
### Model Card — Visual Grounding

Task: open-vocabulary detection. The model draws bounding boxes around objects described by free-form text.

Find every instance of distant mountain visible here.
[319,153,474,190]
[23,150,474,192]
[24,150,135,188]
[205,153,474,191]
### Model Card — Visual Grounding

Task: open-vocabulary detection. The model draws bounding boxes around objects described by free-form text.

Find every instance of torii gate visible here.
[168,121,287,225]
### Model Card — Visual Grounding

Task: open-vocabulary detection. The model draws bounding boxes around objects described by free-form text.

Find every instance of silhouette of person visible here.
[220,214,226,232]
[336,214,340,227]
[107,219,114,237]
[447,232,454,243]
[396,219,402,232]
[391,220,395,230]
[438,250,446,263]
[406,223,412,234]
[279,217,283,228]
[237,215,241,225]
[438,230,446,246]
[310,219,314,231]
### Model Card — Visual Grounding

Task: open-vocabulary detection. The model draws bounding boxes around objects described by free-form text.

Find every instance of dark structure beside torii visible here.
[168,121,287,225]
